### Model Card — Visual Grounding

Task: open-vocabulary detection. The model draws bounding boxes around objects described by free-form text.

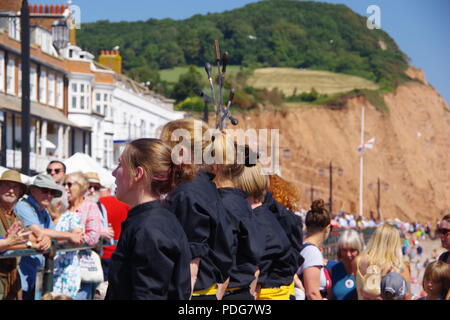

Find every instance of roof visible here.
[0,94,82,128]
[0,0,21,12]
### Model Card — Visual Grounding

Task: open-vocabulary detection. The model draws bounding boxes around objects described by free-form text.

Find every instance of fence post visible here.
[42,241,57,295]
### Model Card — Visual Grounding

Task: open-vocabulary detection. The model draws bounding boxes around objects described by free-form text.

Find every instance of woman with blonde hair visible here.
[354,223,411,300]
[105,138,191,300]
[327,230,365,300]
[49,187,84,299]
[62,172,102,299]
[209,137,264,300]
[161,119,234,300]
[235,161,296,300]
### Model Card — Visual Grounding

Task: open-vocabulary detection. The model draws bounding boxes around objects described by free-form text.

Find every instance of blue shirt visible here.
[14,196,55,295]
[327,261,357,300]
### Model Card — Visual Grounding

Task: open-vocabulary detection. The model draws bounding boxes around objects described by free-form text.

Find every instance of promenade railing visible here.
[0,240,103,299]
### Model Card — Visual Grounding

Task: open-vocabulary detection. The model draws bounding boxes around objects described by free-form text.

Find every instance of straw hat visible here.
[84,172,102,187]
[0,170,27,195]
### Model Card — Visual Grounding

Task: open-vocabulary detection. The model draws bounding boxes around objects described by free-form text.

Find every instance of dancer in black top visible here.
[161,119,234,300]
[235,162,297,300]
[264,182,304,299]
[208,134,264,300]
[105,138,191,300]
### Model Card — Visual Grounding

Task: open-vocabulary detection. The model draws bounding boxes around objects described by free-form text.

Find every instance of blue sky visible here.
[32,0,450,105]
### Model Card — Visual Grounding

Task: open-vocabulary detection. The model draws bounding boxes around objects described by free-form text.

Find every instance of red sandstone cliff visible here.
[231,68,449,223]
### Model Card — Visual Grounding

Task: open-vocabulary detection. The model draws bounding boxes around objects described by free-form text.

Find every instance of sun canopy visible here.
[64,153,115,189]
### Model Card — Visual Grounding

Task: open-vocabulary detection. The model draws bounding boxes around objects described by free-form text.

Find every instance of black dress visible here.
[263,192,304,270]
[105,200,191,300]
[253,204,297,289]
[167,171,235,292]
[218,188,265,298]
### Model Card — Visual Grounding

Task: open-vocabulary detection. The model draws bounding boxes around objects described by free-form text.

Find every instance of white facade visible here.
[63,45,184,170]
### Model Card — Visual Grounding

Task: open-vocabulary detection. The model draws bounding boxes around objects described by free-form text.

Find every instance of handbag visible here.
[79,250,104,283]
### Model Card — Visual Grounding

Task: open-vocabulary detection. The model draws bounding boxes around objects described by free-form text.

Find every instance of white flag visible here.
[357,137,375,152]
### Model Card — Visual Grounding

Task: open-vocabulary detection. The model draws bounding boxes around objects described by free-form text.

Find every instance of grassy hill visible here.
[247,68,379,96]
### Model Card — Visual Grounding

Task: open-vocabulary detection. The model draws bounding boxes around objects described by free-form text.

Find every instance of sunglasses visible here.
[438,228,450,236]
[62,182,75,188]
[89,185,101,191]
[39,188,59,196]
[47,168,62,174]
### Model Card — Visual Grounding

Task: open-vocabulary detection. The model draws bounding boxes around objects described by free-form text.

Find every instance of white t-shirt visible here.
[297,244,327,291]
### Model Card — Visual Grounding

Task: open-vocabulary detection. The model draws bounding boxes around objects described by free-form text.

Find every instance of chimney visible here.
[99,50,122,74]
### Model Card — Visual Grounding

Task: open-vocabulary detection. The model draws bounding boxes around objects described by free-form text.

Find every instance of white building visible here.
[0,3,88,174]
[62,46,184,170]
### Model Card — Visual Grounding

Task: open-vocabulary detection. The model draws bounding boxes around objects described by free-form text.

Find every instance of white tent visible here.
[64,153,115,189]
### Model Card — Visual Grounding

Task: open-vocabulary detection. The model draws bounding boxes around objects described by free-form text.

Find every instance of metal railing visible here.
[0,241,102,299]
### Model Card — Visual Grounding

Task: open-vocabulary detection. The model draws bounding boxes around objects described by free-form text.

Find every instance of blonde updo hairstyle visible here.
[234,162,268,203]
[121,138,176,196]
[204,131,246,186]
[160,118,211,182]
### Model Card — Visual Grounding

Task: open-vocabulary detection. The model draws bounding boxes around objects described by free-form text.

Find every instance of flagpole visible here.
[359,105,365,218]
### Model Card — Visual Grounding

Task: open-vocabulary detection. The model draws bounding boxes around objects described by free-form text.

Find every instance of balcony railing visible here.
[6,149,52,173]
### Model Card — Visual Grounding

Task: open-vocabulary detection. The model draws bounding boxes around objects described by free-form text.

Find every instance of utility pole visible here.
[359,105,365,217]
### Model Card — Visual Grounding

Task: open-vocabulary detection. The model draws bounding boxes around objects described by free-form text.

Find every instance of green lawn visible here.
[159,65,243,83]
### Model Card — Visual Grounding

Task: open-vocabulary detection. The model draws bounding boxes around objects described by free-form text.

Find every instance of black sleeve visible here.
[168,190,210,259]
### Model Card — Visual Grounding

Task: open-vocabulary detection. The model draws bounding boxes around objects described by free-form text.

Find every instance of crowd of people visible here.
[0,118,449,301]
[0,161,129,300]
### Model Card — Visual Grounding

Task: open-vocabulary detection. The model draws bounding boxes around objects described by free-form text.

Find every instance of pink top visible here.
[73,199,102,246]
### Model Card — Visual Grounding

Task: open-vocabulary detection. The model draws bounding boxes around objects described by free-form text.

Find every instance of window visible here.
[6,59,15,95]
[39,70,47,103]
[80,96,85,109]
[80,84,84,93]
[71,83,77,93]
[8,18,20,41]
[0,51,4,92]
[96,93,101,101]
[30,67,37,101]
[140,120,146,137]
[72,96,77,109]
[18,63,21,97]
[56,77,63,109]
[48,74,55,106]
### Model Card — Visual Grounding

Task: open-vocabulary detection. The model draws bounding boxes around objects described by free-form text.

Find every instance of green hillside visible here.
[77,0,411,93]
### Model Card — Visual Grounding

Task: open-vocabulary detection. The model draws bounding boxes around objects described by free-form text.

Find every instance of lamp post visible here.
[319,161,343,216]
[202,100,209,124]
[20,0,30,175]
[368,177,389,222]
[9,1,70,175]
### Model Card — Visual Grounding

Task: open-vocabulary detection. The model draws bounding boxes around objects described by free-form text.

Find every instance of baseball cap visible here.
[380,272,409,300]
